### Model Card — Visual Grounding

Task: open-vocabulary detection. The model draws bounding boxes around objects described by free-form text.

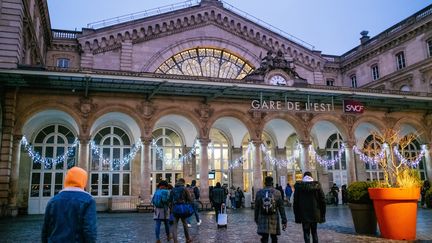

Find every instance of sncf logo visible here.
[343,100,365,113]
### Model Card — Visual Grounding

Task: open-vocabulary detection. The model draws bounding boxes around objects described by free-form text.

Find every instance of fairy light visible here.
[260,143,300,168]
[393,145,426,167]
[20,136,78,168]
[353,145,387,165]
[90,140,142,169]
[309,143,345,167]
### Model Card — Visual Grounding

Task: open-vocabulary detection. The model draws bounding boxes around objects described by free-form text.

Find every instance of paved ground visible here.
[1,205,431,243]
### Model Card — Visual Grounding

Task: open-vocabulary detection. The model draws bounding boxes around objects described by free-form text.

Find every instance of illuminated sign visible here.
[343,100,364,113]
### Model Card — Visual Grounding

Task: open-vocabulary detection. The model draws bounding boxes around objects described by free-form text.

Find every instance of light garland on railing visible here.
[353,144,387,165]
[260,143,300,168]
[20,136,79,167]
[90,140,142,169]
[393,145,426,167]
[309,143,345,167]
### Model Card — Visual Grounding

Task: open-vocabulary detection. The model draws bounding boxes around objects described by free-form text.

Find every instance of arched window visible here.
[156,48,254,79]
[90,126,132,197]
[208,128,230,186]
[151,127,183,193]
[29,124,77,214]
[325,133,347,187]
[363,134,384,181]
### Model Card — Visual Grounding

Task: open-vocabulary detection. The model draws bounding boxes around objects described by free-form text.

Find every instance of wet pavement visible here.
[1,205,431,243]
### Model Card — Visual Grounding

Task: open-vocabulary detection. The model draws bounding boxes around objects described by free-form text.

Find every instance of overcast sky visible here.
[47,0,432,55]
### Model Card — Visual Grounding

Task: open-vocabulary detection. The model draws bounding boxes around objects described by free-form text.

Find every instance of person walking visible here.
[152,180,171,243]
[229,186,236,209]
[254,176,287,243]
[235,187,244,208]
[330,183,339,206]
[210,182,226,223]
[169,178,193,243]
[421,180,430,208]
[41,167,97,243]
[293,172,326,243]
[341,185,348,205]
[186,180,202,227]
[285,183,293,206]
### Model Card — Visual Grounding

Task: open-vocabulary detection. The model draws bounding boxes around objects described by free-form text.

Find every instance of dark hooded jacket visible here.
[293,181,326,223]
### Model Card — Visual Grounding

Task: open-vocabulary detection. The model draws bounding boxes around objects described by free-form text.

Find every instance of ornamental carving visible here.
[341,114,356,131]
[75,97,97,118]
[383,114,397,128]
[195,103,214,122]
[137,101,156,119]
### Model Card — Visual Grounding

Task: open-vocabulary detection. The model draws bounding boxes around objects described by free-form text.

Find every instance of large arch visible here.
[142,37,260,73]
[89,112,141,144]
[153,114,199,147]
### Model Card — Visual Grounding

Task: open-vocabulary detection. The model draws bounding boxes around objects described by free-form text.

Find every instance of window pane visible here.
[31,173,40,197]
[43,173,52,197]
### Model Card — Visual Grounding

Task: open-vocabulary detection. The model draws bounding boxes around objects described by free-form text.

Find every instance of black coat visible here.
[293,181,326,224]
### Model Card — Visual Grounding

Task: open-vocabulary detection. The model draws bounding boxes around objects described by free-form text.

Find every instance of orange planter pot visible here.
[368,187,420,240]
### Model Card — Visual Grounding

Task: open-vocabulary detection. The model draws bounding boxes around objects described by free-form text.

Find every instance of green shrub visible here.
[347,181,373,204]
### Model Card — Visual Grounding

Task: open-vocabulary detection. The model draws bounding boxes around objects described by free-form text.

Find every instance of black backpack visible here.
[261,189,277,215]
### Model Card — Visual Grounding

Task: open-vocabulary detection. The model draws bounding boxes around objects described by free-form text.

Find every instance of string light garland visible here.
[90,140,142,169]
[393,145,426,167]
[20,136,79,168]
[227,142,254,170]
[309,144,345,167]
[353,144,387,165]
[260,143,300,168]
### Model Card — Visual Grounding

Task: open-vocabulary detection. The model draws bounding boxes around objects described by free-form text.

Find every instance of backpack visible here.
[152,189,170,208]
[171,187,194,218]
[261,189,277,215]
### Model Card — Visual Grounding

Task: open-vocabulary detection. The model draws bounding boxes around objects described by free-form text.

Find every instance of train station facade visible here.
[1,0,432,215]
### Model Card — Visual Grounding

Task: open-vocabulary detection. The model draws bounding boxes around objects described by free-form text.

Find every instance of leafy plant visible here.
[347,181,374,204]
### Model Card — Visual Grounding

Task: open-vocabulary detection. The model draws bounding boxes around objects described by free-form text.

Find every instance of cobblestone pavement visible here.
[1,205,431,243]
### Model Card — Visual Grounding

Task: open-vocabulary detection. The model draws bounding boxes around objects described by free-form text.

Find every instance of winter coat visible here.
[211,187,226,204]
[254,187,287,235]
[42,167,97,243]
[293,181,326,224]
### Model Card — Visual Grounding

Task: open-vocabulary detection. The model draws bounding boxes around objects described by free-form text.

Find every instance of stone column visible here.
[425,144,432,182]
[252,139,263,191]
[140,137,152,203]
[8,135,22,216]
[344,141,357,183]
[300,140,311,174]
[231,146,243,188]
[78,137,90,171]
[199,138,210,203]
[275,147,287,187]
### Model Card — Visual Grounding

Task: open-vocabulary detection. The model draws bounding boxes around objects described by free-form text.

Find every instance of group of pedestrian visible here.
[41,167,326,243]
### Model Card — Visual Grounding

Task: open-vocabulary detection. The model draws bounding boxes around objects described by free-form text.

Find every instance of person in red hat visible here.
[42,166,97,243]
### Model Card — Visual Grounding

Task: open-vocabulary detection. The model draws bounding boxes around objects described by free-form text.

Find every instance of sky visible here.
[47,0,432,55]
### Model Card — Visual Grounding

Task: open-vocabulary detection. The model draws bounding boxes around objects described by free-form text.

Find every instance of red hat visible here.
[64,167,88,189]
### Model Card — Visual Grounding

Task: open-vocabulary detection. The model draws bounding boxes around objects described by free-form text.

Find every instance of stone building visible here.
[0,0,432,215]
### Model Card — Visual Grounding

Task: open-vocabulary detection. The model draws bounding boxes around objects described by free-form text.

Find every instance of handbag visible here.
[172,203,194,218]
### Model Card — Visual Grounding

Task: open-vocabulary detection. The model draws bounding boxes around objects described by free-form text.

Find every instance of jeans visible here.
[259,233,278,243]
[230,197,236,208]
[302,222,318,243]
[154,219,170,240]
[172,216,190,243]
[213,203,222,222]
[187,200,200,224]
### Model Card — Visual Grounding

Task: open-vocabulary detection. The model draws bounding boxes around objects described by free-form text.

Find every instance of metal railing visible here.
[86,0,200,29]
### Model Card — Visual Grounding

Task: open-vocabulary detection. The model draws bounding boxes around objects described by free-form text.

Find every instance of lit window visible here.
[428,40,432,57]
[156,48,254,79]
[350,75,357,88]
[57,58,70,68]
[326,79,335,86]
[396,52,406,70]
[371,65,379,81]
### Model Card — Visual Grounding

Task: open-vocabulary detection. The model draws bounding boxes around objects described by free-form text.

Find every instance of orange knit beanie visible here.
[64,167,88,189]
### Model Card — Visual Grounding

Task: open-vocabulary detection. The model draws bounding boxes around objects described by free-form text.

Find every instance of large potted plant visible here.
[347,181,377,235]
[363,129,423,240]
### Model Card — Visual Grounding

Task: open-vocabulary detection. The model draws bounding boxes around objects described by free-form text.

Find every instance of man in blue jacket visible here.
[42,167,97,243]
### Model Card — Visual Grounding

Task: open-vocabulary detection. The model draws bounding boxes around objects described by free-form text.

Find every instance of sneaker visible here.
[197,220,202,226]
[187,224,192,228]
